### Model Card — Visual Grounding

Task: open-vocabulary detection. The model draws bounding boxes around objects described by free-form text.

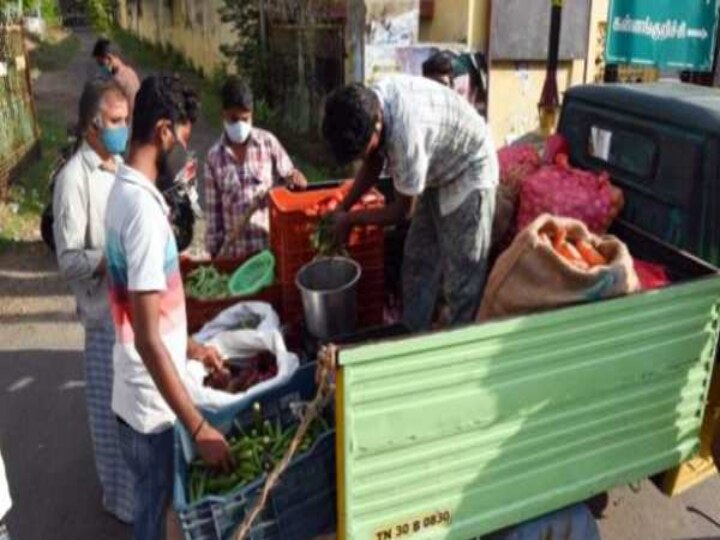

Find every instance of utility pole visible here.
[539,0,563,136]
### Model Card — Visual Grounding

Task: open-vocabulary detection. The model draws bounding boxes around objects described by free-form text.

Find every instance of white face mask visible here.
[224,120,252,144]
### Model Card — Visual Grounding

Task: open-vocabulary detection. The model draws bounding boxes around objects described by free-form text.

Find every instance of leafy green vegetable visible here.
[309,215,347,257]
[186,266,231,300]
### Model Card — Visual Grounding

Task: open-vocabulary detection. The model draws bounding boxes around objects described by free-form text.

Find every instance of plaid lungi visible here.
[85,324,134,523]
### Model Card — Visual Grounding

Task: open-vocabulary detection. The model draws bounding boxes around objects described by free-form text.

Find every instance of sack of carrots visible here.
[478,214,640,321]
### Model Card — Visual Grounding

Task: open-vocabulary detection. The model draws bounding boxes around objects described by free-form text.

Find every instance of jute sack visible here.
[478,214,640,321]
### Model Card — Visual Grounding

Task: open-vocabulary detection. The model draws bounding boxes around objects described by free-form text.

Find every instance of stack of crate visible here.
[179,256,282,333]
[269,184,385,338]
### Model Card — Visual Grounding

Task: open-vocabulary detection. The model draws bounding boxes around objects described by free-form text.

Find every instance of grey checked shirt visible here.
[373,75,498,215]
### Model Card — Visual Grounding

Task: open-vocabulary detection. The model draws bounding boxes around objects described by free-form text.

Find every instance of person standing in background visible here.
[422,51,455,88]
[93,38,141,115]
[53,78,135,523]
[204,77,307,259]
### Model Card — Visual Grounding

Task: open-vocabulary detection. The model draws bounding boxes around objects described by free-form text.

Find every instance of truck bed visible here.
[333,218,720,540]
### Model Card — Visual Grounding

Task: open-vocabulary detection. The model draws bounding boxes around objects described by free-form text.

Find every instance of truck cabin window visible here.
[589,126,657,179]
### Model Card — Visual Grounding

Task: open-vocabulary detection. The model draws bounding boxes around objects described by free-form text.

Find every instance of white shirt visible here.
[373,75,499,215]
[53,143,120,327]
[0,448,10,521]
[105,164,189,434]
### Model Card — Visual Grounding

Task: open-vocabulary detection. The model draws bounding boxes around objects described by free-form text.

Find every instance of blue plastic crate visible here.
[173,364,337,540]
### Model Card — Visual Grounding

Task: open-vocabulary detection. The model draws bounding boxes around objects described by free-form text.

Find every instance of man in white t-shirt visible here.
[0,448,11,540]
[105,74,232,540]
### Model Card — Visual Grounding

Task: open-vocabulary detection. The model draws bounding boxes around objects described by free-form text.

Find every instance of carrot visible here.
[553,226,567,251]
[556,241,590,270]
[576,239,607,267]
[555,153,570,168]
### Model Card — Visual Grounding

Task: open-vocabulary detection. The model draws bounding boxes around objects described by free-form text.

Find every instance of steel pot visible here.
[295,257,362,340]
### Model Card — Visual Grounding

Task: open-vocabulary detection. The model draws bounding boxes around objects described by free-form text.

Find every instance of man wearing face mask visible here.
[205,76,308,258]
[105,75,230,540]
[53,78,135,523]
[93,38,141,116]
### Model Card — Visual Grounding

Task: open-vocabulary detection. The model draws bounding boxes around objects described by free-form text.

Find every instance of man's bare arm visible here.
[339,150,384,211]
[130,291,232,469]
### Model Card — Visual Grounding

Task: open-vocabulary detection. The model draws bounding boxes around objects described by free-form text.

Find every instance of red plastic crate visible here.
[280,300,385,346]
[279,282,384,317]
[270,184,385,286]
[180,255,282,334]
[278,235,385,283]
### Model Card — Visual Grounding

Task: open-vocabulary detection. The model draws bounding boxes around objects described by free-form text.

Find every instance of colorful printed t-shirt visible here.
[105,164,188,434]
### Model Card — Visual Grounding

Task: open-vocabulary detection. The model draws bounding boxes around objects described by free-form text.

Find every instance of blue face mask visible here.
[224,120,252,144]
[100,126,129,155]
[100,64,113,77]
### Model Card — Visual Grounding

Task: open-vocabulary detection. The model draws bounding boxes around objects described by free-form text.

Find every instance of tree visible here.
[85,0,116,33]
[218,0,266,95]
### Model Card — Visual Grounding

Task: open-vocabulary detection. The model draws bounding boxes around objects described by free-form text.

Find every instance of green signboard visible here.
[606,0,720,71]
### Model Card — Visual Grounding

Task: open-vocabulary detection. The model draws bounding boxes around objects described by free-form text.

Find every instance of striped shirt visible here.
[373,75,498,215]
[204,129,294,258]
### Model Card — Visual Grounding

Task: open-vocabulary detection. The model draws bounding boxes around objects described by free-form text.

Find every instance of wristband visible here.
[192,418,206,441]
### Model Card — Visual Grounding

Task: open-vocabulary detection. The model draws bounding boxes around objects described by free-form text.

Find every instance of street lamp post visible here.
[539,0,564,136]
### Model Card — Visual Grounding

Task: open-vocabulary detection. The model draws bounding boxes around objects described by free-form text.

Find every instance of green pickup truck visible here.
[331,82,720,540]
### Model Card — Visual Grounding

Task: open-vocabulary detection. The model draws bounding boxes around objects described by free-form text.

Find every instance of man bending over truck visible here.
[322,74,499,331]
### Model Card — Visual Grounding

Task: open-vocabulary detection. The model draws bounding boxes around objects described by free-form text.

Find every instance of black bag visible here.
[40,188,56,252]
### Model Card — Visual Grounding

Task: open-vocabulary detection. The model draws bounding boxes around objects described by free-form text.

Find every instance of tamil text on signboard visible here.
[606,0,720,71]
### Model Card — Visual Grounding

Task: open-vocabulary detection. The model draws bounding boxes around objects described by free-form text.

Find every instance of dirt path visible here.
[0,28,99,350]
[33,28,99,125]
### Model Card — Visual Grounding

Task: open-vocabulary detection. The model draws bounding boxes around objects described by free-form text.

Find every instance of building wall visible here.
[419,0,469,43]
[419,0,609,144]
[117,0,234,75]
[586,0,609,83]
[487,60,585,145]
[115,0,610,144]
